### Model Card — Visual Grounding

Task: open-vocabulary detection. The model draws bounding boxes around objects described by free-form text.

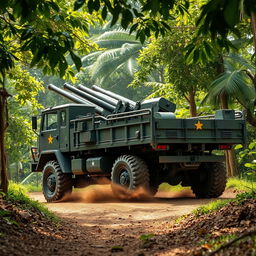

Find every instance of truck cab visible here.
[32,104,95,172]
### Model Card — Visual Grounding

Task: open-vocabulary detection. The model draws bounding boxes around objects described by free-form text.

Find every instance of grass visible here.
[5,182,59,223]
[200,233,237,251]
[158,177,256,194]
[158,183,189,192]
[226,177,256,191]
[23,184,42,192]
[192,199,231,217]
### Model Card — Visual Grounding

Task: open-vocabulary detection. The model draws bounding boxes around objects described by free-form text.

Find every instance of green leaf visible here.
[88,0,94,13]
[48,1,60,12]
[101,5,107,20]
[70,51,82,71]
[249,142,256,150]
[223,0,240,26]
[151,0,160,16]
[139,31,145,44]
[94,0,100,11]
[234,144,243,150]
[74,0,85,11]
[193,49,200,63]
[59,59,68,77]
[121,9,133,29]
[130,23,138,34]
[111,11,120,27]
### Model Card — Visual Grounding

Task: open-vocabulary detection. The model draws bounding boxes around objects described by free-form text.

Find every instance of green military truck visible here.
[31,83,246,202]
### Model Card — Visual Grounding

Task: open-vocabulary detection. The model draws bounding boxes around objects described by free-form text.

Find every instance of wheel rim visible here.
[47,174,56,192]
[119,169,130,187]
[44,170,57,197]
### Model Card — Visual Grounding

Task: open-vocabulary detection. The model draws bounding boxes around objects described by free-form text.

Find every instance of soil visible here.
[0,185,255,256]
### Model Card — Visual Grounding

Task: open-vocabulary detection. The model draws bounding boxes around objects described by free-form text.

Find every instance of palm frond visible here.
[204,69,255,107]
[144,82,165,87]
[227,53,255,71]
[81,51,103,67]
[95,30,138,43]
[96,40,139,49]
[91,44,141,81]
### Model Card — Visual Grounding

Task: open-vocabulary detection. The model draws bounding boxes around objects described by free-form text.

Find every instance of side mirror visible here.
[32,116,37,130]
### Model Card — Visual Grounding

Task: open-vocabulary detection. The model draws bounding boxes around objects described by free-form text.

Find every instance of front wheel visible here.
[42,161,73,202]
[111,155,150,191]
[191,162,227,198]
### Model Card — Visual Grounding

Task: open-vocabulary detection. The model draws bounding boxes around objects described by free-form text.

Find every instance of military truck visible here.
[31,83,246,202]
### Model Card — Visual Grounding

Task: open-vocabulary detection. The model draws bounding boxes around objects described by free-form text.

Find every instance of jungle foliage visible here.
[1,0,256,191]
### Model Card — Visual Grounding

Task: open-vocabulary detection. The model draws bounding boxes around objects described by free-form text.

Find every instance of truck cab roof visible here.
[43,104,94,113]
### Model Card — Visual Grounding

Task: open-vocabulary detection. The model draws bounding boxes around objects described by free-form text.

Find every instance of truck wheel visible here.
[191,162,226,198]
[111,155,150,190]
[42,161,73,202]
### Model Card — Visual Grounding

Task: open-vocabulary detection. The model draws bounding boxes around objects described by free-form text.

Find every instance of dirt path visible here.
[29,185,236,255]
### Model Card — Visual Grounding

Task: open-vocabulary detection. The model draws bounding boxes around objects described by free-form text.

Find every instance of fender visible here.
[36,150,71,173]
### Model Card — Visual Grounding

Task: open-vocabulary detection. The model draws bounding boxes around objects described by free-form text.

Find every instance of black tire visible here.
[191,162,227,198]
[42,161,73,202]
[111,155,150,190]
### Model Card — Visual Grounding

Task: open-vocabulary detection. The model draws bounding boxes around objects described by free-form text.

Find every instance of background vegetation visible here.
[1,0,256,190]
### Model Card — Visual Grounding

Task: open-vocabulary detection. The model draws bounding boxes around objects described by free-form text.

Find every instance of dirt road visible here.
[29,185,236,255]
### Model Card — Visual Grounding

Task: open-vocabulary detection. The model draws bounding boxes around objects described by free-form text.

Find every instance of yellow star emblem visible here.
[48,135,53,144]
[195,121,203,130]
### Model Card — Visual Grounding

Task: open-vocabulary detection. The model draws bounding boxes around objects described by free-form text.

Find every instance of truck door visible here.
[40,111,59,151]
[59,109,69,151]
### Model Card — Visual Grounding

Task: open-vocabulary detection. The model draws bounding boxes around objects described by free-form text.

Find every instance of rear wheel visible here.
[111,155,150,191]
[191,162,226,198]
[42,161,73,202]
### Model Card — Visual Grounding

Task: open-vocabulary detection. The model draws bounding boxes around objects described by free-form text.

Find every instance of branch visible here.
[244,69,256,86]
[183,93,190,102]
[207,229,256,256]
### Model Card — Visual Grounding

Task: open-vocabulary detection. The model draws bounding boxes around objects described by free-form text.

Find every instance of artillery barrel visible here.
[91,85,136,107]
[77,84,119,107]
[48,84,103,114]
[64,83,115,112]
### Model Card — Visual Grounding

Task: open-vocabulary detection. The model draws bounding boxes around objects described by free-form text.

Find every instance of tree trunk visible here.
[188,91,197,117]
[251,11,256,57]
[0,88,9,193]
[218,60,239,177]
[246,110,256,127]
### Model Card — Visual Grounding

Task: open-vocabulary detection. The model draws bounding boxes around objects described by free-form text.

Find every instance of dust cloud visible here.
[60,178,154,203]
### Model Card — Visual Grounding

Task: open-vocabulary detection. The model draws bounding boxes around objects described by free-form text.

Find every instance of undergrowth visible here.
[159,177,256,193]
[193,189,256,218]
[3,182,59,223]
[23,184,42,192]
[226,178,256,191]
[192,199,231,217]
[158,183,189,192]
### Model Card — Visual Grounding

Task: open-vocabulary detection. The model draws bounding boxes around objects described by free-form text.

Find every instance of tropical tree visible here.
[0,0,192,193]
[0,0,98,192]
[132,22,216,117]
[74,0,189,42]
[187,0,256,64]
[78,29,150,100]
[204,53,256,126]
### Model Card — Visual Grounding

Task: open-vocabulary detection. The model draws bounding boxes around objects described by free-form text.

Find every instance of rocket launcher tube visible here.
[63,83,115,112]
[91,85,136,108]
[48,84,103,114]
[77,84,119,107]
